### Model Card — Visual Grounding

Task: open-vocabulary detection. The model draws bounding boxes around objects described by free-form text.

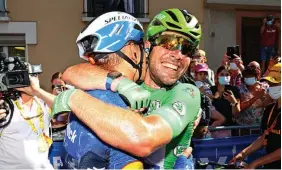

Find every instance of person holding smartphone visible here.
[260,15,280,74]
[210,65,241,138]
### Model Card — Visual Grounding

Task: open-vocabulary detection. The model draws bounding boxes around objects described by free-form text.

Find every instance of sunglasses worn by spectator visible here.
[52,85,67,94]
[154,34,195,56]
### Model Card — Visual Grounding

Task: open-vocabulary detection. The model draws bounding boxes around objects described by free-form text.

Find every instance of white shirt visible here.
[0,96,54,169]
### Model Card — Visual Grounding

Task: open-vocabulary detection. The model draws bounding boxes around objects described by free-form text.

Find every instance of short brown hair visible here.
[51,72,62,82]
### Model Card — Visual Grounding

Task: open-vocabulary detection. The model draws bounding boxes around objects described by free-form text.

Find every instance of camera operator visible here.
[0,67,54,169]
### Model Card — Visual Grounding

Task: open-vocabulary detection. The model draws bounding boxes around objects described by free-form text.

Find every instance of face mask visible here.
[268,86,281,100]
[244,77,257,86]
[190,72,195,78]
[267,21,273,25]
[218,76,230,85]
[229,62,238,70]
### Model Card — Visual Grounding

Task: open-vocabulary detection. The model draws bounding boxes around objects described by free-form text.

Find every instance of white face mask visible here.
[268,86,281,100]
[190,72,195,78]
[218,76,230,85]
[230,62,238,70]
[244,77,257,86]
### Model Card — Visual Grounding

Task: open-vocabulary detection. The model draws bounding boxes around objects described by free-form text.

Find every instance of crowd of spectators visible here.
[184,45,281,139]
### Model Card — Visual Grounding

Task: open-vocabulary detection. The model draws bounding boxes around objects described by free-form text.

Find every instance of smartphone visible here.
[227,45,240,60]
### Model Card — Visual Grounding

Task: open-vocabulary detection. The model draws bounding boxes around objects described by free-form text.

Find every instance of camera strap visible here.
[14,98,52,152]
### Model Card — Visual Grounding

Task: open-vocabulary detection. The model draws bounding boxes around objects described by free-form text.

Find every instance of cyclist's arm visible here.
[62,63,110,90]
[68,89,171,157]
[250,148,281,168]
[68,84,201,157]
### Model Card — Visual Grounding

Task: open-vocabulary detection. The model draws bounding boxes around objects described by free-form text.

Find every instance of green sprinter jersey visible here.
[141,82,201,169]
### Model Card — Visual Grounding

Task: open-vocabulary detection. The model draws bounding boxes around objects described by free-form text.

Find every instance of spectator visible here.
[231,63,281,169]
[51,72,67,95]
[194,63,213,99]
[192,63,225,139]
[193,49,215,86]
[0,74,54,169]
[222,54,244,86]
[50,72,69,136]
[260,15,280,73]
[210,66,241,138]
[248,61,262,79]
[263,55,281,77]
[179,59,199,83]
[235,66,271,126]
[188,59,199,79]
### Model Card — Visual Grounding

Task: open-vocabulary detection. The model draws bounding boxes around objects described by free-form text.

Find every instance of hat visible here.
[198,50,206,57]
[261,63,281,83]
[195,63,209,73]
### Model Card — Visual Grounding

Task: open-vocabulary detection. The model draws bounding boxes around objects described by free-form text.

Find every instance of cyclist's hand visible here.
[117,78,151,110]
[52,89,76,116]
[229,152,244,164]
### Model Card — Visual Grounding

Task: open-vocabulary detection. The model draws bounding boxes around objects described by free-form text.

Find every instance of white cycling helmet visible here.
[76,11,144,61]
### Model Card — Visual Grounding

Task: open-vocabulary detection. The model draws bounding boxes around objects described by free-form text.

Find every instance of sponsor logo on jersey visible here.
[66,124,77,143]
[173,145,187,157]
[148,100,161,113]
[182,87,195,98]
[172,102,185,116]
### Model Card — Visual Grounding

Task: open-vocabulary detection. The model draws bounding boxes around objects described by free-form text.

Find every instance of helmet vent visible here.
[190,31,200,37]
[166,22,181,29]
[184,15,192,23]
[134,24,143,31]
[195,23,200,29]
[152,19,163,26]
[165,10,179,23]
[180,9,192,23]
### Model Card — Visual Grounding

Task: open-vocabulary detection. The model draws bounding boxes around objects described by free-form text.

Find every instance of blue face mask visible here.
[267,21,273,25]
[218,76,230,85]
[244,77,257,86]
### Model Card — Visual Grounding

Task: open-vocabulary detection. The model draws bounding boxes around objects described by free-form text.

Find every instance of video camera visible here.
[0,52,42,92]
[0,52,42,128]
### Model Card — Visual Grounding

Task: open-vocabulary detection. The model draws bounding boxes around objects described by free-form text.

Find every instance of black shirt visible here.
[261,103,281,169]
[210,85,240,126]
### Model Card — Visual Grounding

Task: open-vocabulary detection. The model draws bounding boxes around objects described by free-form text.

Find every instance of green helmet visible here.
[146,8,202,48]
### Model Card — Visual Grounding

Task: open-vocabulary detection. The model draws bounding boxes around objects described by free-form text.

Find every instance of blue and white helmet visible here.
[76,11,144,61]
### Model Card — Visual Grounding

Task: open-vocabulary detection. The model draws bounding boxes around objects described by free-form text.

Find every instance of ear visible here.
[144,40,151,49]
[127,42,139,64]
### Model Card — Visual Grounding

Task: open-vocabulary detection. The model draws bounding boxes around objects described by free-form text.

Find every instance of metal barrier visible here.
[209,125,261,137]
[193,125,264,168]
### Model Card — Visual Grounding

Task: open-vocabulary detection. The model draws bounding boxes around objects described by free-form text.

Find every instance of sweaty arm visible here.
[65,89,171,157]
[62,63,109,90]
[63,84,201,157]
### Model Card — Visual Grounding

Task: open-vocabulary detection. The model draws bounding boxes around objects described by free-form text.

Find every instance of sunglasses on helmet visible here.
[154,34,195,56]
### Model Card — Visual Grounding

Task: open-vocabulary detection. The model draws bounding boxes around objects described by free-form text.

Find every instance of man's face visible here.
[52,78,66,95]
[148,45,190,86]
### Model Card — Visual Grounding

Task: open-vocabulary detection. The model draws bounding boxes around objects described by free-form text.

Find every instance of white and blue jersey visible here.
[63,90,138,169]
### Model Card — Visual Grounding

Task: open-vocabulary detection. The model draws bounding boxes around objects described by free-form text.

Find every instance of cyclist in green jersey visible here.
[57,9,202,169]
